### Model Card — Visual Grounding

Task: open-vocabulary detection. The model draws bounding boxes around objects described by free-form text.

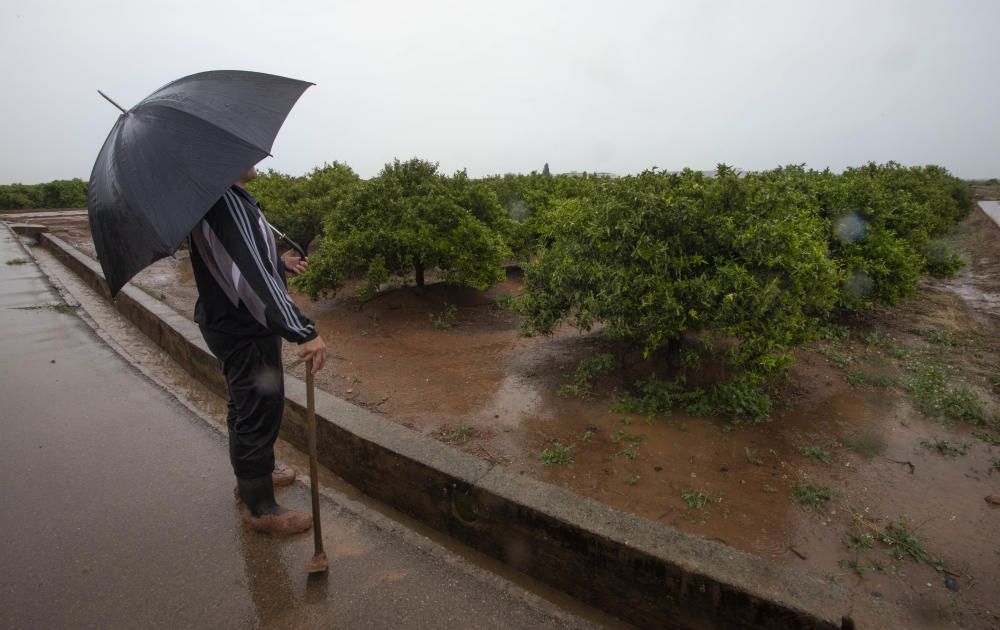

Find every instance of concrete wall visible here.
[17,224,856,629]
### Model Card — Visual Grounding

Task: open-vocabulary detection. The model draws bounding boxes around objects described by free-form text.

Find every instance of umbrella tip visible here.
[97,90,128,115]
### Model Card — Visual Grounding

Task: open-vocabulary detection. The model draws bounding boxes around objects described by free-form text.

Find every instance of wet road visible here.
[979,199,1000,228]
[0,225,600,629]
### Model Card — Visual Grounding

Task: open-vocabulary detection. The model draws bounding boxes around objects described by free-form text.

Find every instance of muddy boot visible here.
[236,474,312,535]
[234,462,297,503]
[272,461,296,487]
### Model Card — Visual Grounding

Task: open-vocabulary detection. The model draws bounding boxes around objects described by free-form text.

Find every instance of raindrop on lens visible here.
[254,366,282,396]
[834,213,868,243]
[843,271,874,300]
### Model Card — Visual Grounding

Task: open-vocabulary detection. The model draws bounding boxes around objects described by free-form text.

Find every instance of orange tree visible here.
[296,158,511,298]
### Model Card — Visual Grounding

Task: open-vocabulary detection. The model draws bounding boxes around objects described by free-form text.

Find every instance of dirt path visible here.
[18,204,1000,629]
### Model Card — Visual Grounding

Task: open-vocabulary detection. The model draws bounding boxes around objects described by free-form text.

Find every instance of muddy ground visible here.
[14,203,1000,629]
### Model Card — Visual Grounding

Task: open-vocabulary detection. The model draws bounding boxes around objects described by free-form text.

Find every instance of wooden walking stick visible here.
[305,358,328,574]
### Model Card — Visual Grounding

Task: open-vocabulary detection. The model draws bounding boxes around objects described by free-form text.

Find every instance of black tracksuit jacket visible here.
[189,185,317,344]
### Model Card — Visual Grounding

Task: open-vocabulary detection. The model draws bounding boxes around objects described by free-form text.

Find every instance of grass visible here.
[841,431,887,458]
[862,328,894,349]
[539,441,574,466]
[905,359,985,425]
[558,353,617,401]
[449,424,472,443]
[680,488,724,509]
[972,431,1000,446]
[920,438,969,457]
[624,474,640,486]
[610,428,646,444]
[991,458,1000,473]
[791,481,839,511]
[5,257,28,265]
[745,447,764,466]
[817,343,854,368]
[429,303,458,329]
[878,520,943,570]
[799,445,832,464]
[491,293,517,311]
[846,370,898,389]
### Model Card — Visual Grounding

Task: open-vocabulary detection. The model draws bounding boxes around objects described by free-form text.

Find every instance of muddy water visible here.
[23,212,1000,628]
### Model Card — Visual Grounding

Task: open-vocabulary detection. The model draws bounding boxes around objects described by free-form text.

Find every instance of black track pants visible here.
[200,330,284,480]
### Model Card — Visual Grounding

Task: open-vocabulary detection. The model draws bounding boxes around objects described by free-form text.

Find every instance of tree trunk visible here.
[415,261,425,288]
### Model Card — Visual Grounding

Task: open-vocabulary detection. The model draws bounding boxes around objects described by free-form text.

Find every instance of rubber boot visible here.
[236,474,312,535]
[234,462,296,504]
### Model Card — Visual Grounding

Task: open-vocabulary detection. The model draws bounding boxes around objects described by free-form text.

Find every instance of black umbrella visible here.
[87,70,313,296]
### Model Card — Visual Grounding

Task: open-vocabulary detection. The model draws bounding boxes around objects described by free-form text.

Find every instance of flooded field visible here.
[18,204,1000,629]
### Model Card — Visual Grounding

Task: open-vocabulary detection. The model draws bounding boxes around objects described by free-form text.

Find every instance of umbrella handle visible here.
[265,221,307,260]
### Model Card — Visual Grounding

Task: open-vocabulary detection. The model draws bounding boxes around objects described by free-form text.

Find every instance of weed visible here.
[620,445,639,460]
[818,343,854,368]
[906,360,985,424]
[823,325,850,341]
[846,370,898,389]
[922,329,960,347]
[681,488,724,509]
[492,293,517,311]
[5,257,28,265]
[841,431,887,458]
[538,441,574,466]
[791,481,839,511]
[761,484,778,494]
[838,557,867,577]
[610,428,646,444]
[920,439,969,457]
[878,520,943,570]
[991,458,1000,472]
[429,303,458,329]
[843,531,876,552]
[558,353,617,401]
[799,445,832,464]
[449,424,472,443]
[745,447,764,466]
[581,427,597,442]
[972,431,1000,446]
[862,328,893,349]
[624,474,640,486]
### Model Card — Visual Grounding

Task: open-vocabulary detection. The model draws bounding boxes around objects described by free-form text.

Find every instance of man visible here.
[189,164,327,535]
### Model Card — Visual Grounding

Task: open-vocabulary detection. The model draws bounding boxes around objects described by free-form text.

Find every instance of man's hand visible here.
[297,336,327,374]
[281,250,308,277]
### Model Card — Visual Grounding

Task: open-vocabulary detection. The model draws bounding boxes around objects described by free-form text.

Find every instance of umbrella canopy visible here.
[87,70,312,296]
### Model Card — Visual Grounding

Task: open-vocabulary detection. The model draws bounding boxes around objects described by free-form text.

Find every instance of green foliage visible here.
[972,431,1000,446]
[878,520,942,569]
[905,360,985,424]
[429,303,458,329]
[557,353,618,400]
[247,162,361,250]
[0,178,88,210]
[920,438,969,457]
[923,239,966,278]
[791,481,839,510]
[538,441,574,466]
[799,445,832,464]
[298,159,512,298]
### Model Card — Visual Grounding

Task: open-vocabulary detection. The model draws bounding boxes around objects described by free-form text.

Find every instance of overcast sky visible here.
[2,0,998,184]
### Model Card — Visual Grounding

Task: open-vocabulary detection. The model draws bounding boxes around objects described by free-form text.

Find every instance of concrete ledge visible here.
[36,233,856,629]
